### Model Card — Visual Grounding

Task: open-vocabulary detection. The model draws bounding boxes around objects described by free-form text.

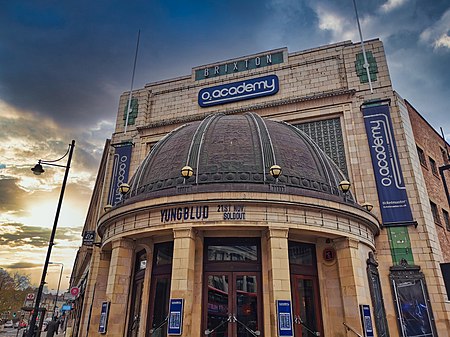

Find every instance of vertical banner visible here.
[276,300,294,337]
[98,301,110,334]
[359,305,375,337]
[362,104,415,226]
[168,298,183,335]
[107,143,133,206]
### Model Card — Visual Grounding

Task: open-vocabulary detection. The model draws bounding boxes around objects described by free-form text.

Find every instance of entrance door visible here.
[205,272,261,337]
[291,276,322,337]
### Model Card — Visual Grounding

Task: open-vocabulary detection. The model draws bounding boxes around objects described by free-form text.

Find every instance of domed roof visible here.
[125,112,350,202]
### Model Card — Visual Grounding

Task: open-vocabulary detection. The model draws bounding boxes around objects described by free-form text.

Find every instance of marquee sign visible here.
[362,103,415,226]
[198,75,279,107]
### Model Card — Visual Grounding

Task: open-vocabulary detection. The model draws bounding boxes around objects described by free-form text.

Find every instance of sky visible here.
[1,0,450,294]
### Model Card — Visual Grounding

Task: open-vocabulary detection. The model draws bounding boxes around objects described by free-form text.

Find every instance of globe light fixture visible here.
[361,202,374,212]
[338,180,351,193]
[181,165,194,178]
[119,183,130,195]
[269,164,282,179]
[104,204,113,212]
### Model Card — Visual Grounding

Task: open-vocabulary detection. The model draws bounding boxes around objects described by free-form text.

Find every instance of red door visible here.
[291,275,322,337]
[204,272,262,337]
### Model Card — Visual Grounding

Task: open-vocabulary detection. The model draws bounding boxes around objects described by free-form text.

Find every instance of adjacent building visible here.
[68,39,450,337]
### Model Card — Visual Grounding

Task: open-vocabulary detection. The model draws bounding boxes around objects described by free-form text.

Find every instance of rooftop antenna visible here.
[352,0,373,93]
[124,29,141,134]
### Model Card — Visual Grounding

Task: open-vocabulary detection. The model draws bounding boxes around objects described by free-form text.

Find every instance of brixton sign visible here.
[198,75,279,107]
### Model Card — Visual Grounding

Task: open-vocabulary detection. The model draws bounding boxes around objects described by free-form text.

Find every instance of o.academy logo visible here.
[198,75,279,107]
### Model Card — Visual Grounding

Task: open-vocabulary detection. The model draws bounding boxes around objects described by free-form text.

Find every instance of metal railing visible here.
[343,322,363,337]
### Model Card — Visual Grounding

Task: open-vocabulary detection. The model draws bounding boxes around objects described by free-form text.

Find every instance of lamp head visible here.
[119,183,130,195]
[269,164,282,178]
[181,165,194,178]
[104,204,113,212]
[338,180,351,193]
[31,162,45,175]
[361,202,374,212]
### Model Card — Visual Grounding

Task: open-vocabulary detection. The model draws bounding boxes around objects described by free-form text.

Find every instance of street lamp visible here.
[49,262,64,318]
[27,140,75,337]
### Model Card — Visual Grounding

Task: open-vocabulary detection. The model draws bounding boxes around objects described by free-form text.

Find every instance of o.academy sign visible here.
[198,75,279,107]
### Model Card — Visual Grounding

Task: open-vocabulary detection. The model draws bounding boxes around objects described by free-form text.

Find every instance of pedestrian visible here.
[46,317,60,337]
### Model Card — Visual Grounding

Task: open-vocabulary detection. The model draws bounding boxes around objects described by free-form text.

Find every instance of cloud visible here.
[0,222,82,248]
[5,262,41,269]
[420,9,450,51]
[0,176,28,213]
[379,0,409,13]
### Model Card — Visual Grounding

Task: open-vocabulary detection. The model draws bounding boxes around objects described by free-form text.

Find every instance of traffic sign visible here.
[26,293,35,301]
[70,287,80,297]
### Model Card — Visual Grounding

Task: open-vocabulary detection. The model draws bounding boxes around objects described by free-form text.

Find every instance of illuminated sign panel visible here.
[198,75,279,107]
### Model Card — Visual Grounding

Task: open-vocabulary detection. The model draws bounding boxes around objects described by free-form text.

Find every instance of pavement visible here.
[0,328,66,337]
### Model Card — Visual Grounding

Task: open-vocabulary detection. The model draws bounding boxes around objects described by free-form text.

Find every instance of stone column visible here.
[105,238,135,337]
[265,227,291,337]
[335,238,368,333]
[171,228,196,337]
[84,249,111,337]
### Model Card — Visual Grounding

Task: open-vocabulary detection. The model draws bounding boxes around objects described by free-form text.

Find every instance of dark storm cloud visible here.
[5,262,41,269]
[0,177,28,212]
[0,222,82,248]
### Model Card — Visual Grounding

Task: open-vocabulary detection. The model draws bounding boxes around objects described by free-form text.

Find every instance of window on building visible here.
[440,263,450,300]
[443,209,450,231]
[441,147,449,165]
[295,118,348,176]
[417,146,427,167]
[430,201,441,225]
[429,157,439,176]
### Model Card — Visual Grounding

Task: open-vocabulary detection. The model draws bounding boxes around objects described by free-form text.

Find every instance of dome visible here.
[125,112,350,202]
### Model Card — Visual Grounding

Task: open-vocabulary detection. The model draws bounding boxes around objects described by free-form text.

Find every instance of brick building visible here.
[68,39,450,337]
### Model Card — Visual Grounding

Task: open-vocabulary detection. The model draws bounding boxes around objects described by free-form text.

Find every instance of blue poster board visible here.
[168,298,183,335]
[98,301,110,334]
[359,305,374,337]
[277,300,294,337]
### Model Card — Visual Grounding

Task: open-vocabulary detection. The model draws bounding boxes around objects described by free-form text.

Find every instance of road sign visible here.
[70,287,80,297]
[26,293,35,301]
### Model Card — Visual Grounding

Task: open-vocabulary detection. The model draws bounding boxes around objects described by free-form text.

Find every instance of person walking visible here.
[46,317,60,337]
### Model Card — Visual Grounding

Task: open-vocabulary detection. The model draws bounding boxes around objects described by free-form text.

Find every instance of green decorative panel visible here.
[387,226,414,265]
[123,98,139,126]
[355,51,378,83]
[295,118,348,177]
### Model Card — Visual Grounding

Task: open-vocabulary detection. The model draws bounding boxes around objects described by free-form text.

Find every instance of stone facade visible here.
[68,40,450,337]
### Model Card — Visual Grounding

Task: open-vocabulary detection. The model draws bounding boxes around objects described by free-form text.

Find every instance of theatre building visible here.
[68,39,450,337]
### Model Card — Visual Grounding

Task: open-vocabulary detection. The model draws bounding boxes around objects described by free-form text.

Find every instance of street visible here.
[0,328,65,337]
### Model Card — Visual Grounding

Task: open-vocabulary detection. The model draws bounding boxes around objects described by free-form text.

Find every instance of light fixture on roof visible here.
[269,164,282,179]
[104,204,113,212]
[338,180,351,194]
[181,165,194,178]
[361,202,373,212]
[119,183,130,195]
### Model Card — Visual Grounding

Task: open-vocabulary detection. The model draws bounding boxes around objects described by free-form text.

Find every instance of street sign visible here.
[82,231,95,246]
[26,293,35,301]
[70,287,80,297]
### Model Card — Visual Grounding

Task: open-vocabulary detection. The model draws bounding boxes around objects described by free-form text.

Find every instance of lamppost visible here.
[27,140,75,337]
[49,262,64,318]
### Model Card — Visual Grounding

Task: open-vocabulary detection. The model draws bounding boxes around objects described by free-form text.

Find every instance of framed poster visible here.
[359,305,375,337]
[168,298,183,335]
[276,300,294,337]
[98,301,110,334]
